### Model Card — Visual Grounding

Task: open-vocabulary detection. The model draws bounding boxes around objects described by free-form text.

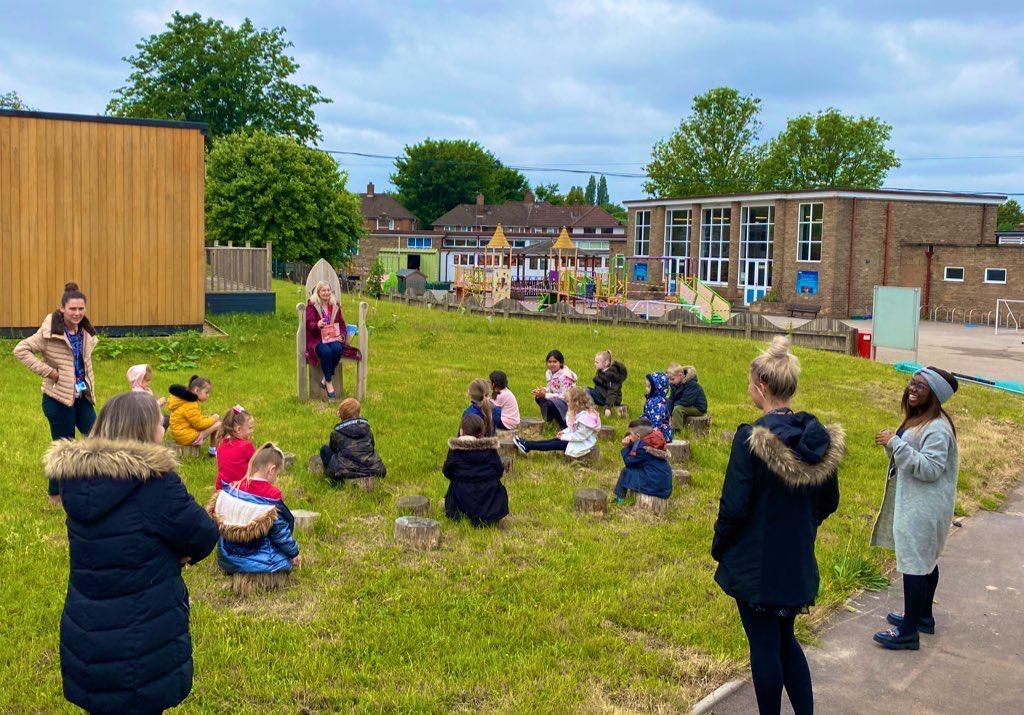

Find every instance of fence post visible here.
[266,241,273,291]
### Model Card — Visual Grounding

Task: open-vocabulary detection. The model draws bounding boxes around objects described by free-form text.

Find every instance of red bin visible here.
[857,331,872,359]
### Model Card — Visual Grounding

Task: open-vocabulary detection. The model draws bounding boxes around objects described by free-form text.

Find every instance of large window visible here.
[699,208,730,284]
[738,206,774,288]
[797,202,823,262]
[634,210,651,256]
[443,238,478,248]
[664,209,691,259]
[407,237,431,249]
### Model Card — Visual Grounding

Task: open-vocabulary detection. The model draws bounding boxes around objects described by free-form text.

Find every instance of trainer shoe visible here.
[513,436,528,454]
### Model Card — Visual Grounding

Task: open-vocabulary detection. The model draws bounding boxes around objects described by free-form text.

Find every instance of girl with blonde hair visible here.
[514,386,601,457]
[462,378,498,436]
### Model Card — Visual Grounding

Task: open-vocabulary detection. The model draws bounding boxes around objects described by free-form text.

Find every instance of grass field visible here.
[1,279,1021,713]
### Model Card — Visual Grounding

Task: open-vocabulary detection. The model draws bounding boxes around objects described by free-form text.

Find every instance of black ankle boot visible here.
[887,612,936,634]
[873,627,920,650]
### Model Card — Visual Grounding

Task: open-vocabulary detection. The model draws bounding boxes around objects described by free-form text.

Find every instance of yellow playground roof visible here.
[486,224,511,249]
[552,226,576,250]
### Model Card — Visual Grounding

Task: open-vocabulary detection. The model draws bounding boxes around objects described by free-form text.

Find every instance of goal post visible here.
[995,299,1024,335]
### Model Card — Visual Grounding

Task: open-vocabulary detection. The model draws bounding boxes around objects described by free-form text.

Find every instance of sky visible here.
[2,0,1022,205]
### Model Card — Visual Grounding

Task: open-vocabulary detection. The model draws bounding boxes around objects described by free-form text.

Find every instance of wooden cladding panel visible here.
[0,115,205,329]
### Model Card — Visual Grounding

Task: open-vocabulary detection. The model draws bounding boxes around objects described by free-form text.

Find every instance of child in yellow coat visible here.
[167,375,222,455]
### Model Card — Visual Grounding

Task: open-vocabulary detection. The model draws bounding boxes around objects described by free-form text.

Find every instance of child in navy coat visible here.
[614,418,673,503]
[443,413,509,526]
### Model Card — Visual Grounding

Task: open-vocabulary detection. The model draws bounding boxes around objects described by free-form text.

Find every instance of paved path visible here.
[710,484,1024,714]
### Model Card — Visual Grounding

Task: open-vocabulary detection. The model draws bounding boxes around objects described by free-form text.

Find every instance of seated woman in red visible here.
[304,281,360,399]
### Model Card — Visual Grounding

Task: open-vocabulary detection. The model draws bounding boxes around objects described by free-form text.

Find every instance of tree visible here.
[998,199,1024,231]
[596,175,610,206]
[760,109,900,190]
[644,87,764,197]
[365,258,385,299]
[585,175,597,205]
[565,186,587,205]
[206,130,363,264]
[391,139,529,225]
[600,203,627,223]
[107,12,330,143]
[534,183,564,205]
[0,90,33,110]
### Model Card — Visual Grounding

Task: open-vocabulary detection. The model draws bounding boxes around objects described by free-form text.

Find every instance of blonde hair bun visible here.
[750,335,800,399]
[766,335,791,359]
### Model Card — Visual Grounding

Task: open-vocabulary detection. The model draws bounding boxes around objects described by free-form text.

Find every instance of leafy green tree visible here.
[644,87,764,197]
[585,175,597,205]
[206,130,363,264]
[365,258,385,299]
[760,109,900,190]
[565,186,587,205]
[0,90,33,110]
[998,199,1024,231]
[596,175,610,206]
[107,12,330,143]
[534,183,564,205]
[600,203,627,223]
[392,139,529,225]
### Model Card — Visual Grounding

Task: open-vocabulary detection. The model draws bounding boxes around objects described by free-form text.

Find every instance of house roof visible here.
[359,192,416,221]
[623,187,1008,208]
[432,200,622,229]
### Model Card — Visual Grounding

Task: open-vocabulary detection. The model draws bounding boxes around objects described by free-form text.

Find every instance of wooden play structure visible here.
[538,228,628,309]
[296,258,368,401]
[671,276,732,324]
[453,224,513,307]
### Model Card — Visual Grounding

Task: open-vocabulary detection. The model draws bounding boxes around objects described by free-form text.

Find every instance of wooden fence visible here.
[206,242,272,292]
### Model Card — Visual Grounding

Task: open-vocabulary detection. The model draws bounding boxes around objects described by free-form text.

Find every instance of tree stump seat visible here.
[667,440,691,464]
[597,425,617,441]
[609,405,629,418]
[562,446,600,466]
[573,488,608,517]
[517,417,545,438]
[308,454,325,476]
[396,495,430,517]
[291,509,319,530]
[352,477,380,491]
[394,516,441,551]
[172,444,204,459]
[231,571,290,597]
[685,414,712,436]
[672,468,692,486]
[282,452,296,470]
[634,492,670,516]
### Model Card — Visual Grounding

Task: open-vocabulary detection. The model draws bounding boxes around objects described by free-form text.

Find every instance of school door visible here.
[743,260,771,305]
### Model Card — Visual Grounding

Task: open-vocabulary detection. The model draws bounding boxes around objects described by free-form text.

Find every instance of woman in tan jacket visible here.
[14,282,99,502]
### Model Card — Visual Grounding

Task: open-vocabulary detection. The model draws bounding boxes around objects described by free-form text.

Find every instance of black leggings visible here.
[902,566,939,633]
[736,601,813,715]
[519,438,568,453]
[535,396,567,429]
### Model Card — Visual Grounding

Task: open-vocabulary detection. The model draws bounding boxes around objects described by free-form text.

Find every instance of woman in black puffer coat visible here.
[44,392,219,715]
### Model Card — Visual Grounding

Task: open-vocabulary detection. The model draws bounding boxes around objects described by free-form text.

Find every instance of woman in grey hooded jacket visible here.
[871,366,959,651]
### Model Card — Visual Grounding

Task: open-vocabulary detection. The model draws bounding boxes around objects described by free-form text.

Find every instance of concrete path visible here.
[710,484,1024,714]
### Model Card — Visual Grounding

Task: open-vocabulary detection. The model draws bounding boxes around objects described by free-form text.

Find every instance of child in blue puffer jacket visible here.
[207,442,300,573]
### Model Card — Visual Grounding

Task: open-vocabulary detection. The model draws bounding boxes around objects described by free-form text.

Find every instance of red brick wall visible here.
[906,245,1024,316]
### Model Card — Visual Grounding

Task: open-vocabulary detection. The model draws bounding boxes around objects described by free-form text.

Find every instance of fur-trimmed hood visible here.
[44,438,178,482]
[447,435,499,451]
[748,412,845,487]
[44,310,97,338]
[168,384,199,402]
[206,488,278,543]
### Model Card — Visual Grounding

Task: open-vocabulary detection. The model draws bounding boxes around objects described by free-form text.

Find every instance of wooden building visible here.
[0,110,208,335]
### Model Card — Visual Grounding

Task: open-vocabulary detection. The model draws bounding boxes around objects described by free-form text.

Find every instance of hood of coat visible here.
[605,361,628,382]
[447,435,499,451]
[646,371,669,397]
[167,384,199,410]
[679,366,698,384]
[748,412,846,487]
[335,417,371,439]
[44,310,97,338]
[206,488,278,542]
[44,438,178,523]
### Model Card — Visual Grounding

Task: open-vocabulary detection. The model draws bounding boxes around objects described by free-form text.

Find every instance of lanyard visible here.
[65,328,85,380]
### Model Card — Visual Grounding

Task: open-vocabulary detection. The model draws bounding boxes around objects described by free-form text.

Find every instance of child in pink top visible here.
[126,364,166,408]
[215,405,257,491]
[489,370,520,430]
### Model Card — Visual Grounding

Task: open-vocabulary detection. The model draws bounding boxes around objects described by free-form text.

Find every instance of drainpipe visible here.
[923,245,934,314]
[882,201,892,285]
[846,198,857,316]
[980,204,988,244]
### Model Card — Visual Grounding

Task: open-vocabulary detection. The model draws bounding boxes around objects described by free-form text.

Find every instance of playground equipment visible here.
[453,224,513,307]
[536,228,628,309]
[670,275,731,323]
[296,258,368,401]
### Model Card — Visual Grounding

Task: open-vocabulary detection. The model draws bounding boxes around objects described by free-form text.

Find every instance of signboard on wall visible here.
[796,271,819,295]
[871,286,920,352]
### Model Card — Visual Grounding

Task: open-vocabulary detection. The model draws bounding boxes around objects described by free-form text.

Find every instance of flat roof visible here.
[0,109,209,135]
[624,187,1007,207]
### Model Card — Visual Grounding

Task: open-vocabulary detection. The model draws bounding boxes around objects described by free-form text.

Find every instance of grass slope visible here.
[1,279,1020,713]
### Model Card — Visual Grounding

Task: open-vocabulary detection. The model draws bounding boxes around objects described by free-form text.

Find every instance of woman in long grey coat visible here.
[871,366,959,651]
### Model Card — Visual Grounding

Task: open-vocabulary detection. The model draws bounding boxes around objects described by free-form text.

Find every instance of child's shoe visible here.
[208,447,217,457]
[513,436,528,454]
[613,496,626,505]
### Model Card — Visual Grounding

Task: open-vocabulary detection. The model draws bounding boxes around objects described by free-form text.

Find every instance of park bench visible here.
[786,302,821,318]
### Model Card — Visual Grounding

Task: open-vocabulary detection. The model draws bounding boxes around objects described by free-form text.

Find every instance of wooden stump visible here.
[610,405,629,418]
[307,454,324,476]
[394,516,441,551]
[500,453,515,477]
[685,414,712,436]
[396,495,430,517]
[667,440,691,464]
[672,468,692,486]
[282,452,296,470]
[231,571,290,597]
[496,429,515,443]
[573,487,608,516]
[635,493,670,516]
[563,446,600,466]
[352,477,380,492]
[173,444,204,459]
[517,417,545,438]
[597,425,617,441]
[291,509,319,530]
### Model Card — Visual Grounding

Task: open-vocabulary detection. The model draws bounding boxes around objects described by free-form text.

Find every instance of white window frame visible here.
[376,217,395,230]
[797,202,823,262]
[407,237,431,249]
[664,208,691,260]
[634,210,651,257]
[698,207,730,285]
[738,205,774,289]
[985,267,1007,284]
[943,266,964,282]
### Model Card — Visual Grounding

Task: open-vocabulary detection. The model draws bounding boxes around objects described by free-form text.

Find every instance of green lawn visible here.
[1,279,1021,713]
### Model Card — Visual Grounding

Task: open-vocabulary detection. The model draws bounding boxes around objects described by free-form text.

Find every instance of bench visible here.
[786,302,821,318]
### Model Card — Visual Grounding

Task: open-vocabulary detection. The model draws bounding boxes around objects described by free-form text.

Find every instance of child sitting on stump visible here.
[614,418,672,504]
[532,349,577,429]
[463,378,499,436]
[642,371,673,442]
[587,350,628,417]
[490,370,520,431]
[215,405,257,491]
[443,414,508,526]
[208,443,300,574]
[167,375,222,456]
[514,386,600,458]
[320,398,387,484]
[666,363,708,433]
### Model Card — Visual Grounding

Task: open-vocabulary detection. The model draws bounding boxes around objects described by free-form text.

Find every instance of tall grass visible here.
[0,279,1020,712]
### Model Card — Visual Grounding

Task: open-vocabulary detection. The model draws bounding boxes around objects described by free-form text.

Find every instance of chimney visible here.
[476,193,485,218]
[366,182,375,197]
[524,188,534,205]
